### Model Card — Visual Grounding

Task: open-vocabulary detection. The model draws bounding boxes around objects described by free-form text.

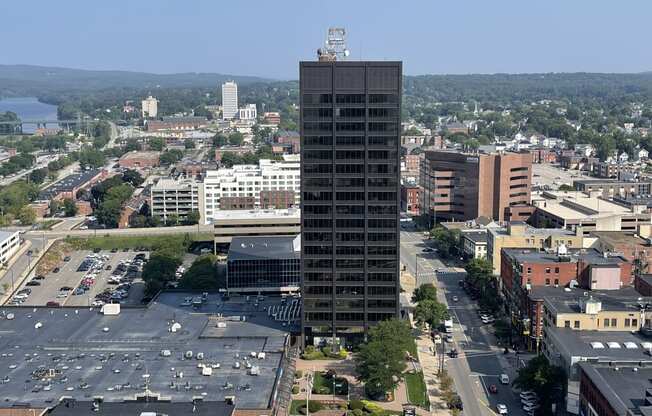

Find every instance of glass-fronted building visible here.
[300,60,402,345]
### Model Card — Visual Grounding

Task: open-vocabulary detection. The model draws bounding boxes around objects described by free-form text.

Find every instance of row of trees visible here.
[412,283,449,329]
[465,258,500,313]
[89,171,143,228]
[142,248,223,295]
[429,227,461,260]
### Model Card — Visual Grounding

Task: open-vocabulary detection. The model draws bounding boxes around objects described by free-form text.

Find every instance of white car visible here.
[499,374,510,384]
[452,296,459,302]
[496,404,508,415]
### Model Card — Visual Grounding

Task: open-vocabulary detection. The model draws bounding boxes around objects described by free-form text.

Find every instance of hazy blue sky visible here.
[2,0,651,79]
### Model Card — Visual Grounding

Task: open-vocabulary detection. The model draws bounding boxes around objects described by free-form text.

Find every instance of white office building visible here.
[222,81,238,120]
[0,230,21,264]
[202,155,300,224]
[238,104,257,121]
[141,95,158,118]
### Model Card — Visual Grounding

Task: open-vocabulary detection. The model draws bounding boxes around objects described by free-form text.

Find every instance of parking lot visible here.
[8,249,148,307]
[532,163,591,189]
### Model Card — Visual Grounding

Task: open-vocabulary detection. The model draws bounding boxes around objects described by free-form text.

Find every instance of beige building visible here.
[213,208,300,247]
[461,231,488,260]
[487,221,585,274]
[531,190,652,235]
[141,95,158,118]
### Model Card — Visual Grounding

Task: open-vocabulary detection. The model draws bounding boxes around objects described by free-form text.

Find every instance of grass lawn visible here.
[289,400,304,415]
[405,371,429,408]
[312,371,348,395]
[34,219,63,230]
[65,233,212,252]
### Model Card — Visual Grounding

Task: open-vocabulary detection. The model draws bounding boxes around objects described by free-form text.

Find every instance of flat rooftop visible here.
[229,235,300,261]
[534,191,634,220]
[119,151,160,160]
[546,326,652,361]
[591,231,650,247]
[502,248,627,265]
[151,178,199,190]
[211,209,300,221]
[574,179,652,185]
[461,231,487,244]
[529,286,652,315]
[0,292,290,409]
[579,362,652,416]
[38,170,101,200]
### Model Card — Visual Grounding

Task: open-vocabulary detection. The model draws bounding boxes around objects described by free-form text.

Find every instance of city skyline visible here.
[2,0,652,79]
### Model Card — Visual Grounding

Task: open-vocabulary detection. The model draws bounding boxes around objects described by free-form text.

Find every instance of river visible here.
[0,97,59,133]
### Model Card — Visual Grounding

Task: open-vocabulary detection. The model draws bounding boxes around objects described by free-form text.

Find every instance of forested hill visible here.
[0,64,272,96]
[404,72,652,104]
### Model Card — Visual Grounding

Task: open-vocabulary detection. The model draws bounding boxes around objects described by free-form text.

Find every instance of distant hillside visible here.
[0,64,273,97]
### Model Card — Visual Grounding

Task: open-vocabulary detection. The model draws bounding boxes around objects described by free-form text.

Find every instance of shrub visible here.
[352,409,364,416]
[292,385,299,394]
[349,400,365,411]
[362,400,384,414]
[308,401,323,413]
[295,370,303,379]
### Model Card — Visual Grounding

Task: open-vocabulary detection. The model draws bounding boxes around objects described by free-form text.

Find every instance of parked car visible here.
[496,404,508,415]
[499,374,510,385]
[60,286,73,292]
[452,296,459,302]
[26,280,41,286]
[46,301,60,307]
[52,267,60,273]
[33,275,45,280]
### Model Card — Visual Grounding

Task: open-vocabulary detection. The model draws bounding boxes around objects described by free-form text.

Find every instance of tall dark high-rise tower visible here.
[300,46,402,344]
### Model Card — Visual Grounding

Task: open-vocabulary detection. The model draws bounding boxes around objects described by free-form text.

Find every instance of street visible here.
[401,229,527,416]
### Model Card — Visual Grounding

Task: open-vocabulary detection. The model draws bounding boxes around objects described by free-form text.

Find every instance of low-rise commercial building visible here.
[150,178,202,222]
[531,190,652,235]
[487,221,585,274]
[420,150,532,223]
[146,116,208,132]
[227,235,300,293]
[212,208,300,247]
[119,151,160,169]
[573,179,652,197]
[461,231,488,259]
[37,169,105,202]
[590,229,652,275]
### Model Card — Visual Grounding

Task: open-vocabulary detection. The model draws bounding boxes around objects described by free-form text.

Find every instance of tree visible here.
[212,134,228,147]
[184,139,195,149]
[17,205,36,225]
[178,255,224,290]
[28,168,48,185]
[159,149,183,166]
[142,252,182,295]
[184,210,201,225]
[121,170,144,187]
[49,199,61,217]
[229,132,244,146]
[355,319,412,399]
[148,137,166,151]
[79,148,106,169]
[414,299,449,328]
[412,284,438,303]
[94,198,123,228]
[124,139,142,152]
[514,355,566,416]
[166,213,180,226]
[429,227,460,259]
[62,199,77,217]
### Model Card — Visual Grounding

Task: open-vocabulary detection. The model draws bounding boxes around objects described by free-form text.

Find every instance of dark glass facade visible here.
[300,61,402,344]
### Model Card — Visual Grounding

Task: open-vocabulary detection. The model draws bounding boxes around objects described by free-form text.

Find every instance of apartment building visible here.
[150,178,202,222]
[0,230,21,264]
[420,150,532,223]
[202,156,300,224]
[141,95,158,118]
[238,104,257,121]
[222,81,238,120]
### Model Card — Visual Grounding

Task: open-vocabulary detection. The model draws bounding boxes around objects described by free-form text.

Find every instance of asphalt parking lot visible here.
[9,250,148,307]
[532,163,591,189]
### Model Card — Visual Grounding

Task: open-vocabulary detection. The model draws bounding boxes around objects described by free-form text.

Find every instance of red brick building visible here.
[214,146,251,162]
[119,151,160,169]
[276,131,300,154]
[530,148,557,164]
[263,112,281,125]
[400,185,421,216]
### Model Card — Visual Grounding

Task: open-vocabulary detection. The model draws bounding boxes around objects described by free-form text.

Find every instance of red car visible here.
[489,384,498,394]
[46,301,61,307]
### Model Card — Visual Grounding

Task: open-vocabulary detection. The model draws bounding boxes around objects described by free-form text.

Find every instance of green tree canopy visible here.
[412,283,438,303]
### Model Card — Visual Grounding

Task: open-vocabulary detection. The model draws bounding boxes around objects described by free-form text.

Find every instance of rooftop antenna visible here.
[317,27,350,61]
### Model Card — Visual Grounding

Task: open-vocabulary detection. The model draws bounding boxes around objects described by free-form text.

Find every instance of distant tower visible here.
[222,81,238,120]
[316,28,350,62]
[141,95,158,119]
[474,101,479,116]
